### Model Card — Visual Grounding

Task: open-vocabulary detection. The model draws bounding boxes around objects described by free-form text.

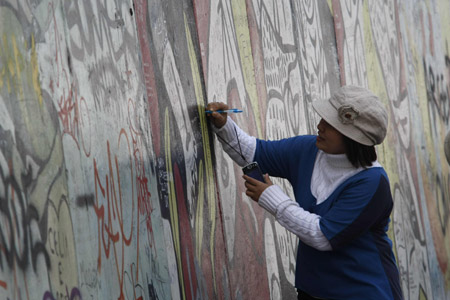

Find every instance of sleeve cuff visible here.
[212,116,235,136]
[258,185,291,215]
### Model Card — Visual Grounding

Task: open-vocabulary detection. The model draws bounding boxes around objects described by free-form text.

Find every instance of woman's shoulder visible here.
[351,165,389,186]
[334,166,392,204]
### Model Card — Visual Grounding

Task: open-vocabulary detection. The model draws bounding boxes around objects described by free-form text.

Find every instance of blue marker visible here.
[205,108,243,114]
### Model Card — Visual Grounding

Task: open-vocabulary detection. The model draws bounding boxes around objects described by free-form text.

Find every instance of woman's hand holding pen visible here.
[243,174,273,202]
[207,101,272,202]
[205,102,229,128]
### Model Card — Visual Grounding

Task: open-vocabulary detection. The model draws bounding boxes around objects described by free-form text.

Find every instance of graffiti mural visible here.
[193,0,339,299]
[194,0,269,298]
[333,0,450,299]
[0,2,78,299]
[0,0,449,299]
[134,0,231,299]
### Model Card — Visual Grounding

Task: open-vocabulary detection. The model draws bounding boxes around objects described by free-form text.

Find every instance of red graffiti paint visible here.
[57,84,91,157]
[92,126,155,300]
[173,162,199,299]
[192,0,210,81]
[331,0,346,86]
[134,0,161,156]
[49,2,91,157]
[93,138,130,300]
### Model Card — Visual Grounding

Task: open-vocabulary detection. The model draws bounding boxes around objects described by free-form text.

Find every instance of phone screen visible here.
[242,162,265,182]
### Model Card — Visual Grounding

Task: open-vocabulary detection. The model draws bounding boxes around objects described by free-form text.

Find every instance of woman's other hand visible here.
[206,102,229,128]
[243,174,273,202]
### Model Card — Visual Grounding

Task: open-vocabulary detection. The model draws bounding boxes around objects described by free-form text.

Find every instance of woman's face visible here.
[316,119,347,154]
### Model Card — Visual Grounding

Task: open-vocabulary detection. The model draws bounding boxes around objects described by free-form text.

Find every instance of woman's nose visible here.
[317,119,325,132]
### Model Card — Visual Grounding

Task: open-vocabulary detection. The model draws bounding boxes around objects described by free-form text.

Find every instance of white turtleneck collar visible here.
[323,152,354,169]
[311,150,380,205]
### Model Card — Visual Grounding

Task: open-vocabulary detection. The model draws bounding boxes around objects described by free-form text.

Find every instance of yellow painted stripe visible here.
[196,160,205,262]
[231,0,262,137]
[184,13,218,291]
[2,34,13,93]
[164,108,186,300]
[327,0,333,14]
[30,34,43,105]
[12,35,24,100]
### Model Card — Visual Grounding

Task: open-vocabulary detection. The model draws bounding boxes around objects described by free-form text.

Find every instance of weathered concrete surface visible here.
[0,0,448,299]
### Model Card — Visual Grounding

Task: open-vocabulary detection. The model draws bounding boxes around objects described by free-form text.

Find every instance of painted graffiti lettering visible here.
[124,264,144,300]
[147,278,160,300]
[91,124,155,300]
[436,175,450,234]
[43,286,82,300]
[92,141,128,300]
[79,261,98,290]
[47,2,92,157]
[0,170,50,272]
[64,1,137,61]
[128,99,155,251]
[48,227,68,258]
[64,0,140,116]
[57,83,91,157]
[424,58,450,129]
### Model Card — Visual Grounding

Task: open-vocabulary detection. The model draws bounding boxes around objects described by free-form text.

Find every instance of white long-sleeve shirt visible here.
[213,117,378,251]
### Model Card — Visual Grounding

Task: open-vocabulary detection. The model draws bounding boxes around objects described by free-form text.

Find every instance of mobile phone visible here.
[242,162,265,182]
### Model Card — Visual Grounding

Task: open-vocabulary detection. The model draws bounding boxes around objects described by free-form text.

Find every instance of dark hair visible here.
[343,135,377,168]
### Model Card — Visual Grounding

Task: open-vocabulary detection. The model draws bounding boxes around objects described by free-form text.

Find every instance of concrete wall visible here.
[0,0,448,299]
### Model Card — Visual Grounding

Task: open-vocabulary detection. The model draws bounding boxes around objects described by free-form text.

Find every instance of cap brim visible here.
[312,98,373,146]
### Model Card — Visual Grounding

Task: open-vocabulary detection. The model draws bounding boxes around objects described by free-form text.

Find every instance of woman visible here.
[206,86,403,300]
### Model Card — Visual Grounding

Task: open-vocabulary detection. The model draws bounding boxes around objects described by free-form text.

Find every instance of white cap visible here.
[312,85,388,146]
